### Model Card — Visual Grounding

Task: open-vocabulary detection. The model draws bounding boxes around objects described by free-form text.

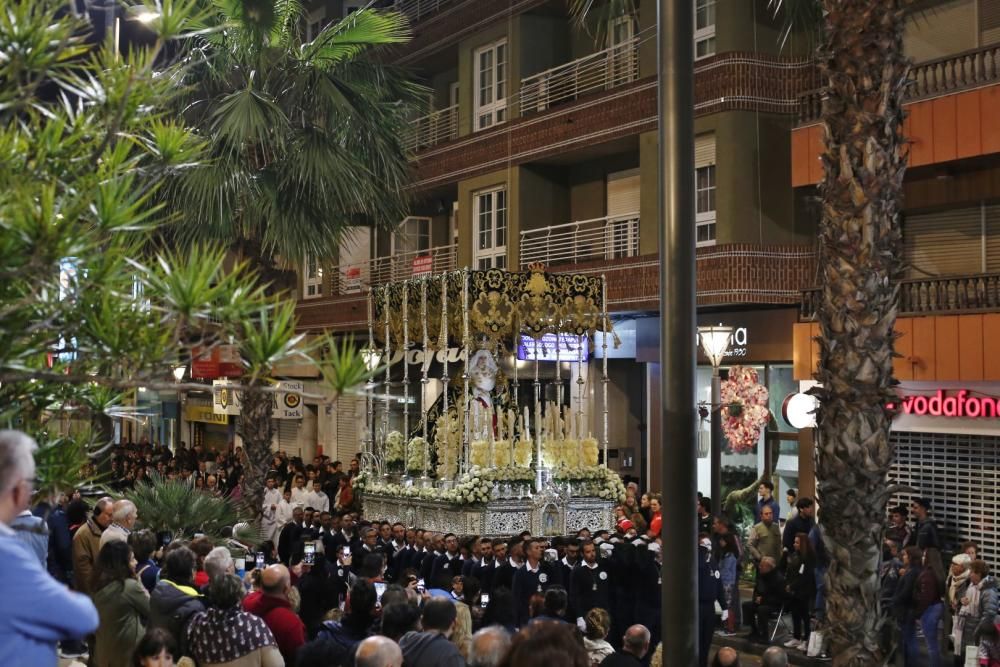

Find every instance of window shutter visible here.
[903,206,983,278]
[606,169,640,217]
[277,420,301,459]
[333,395,363,464]
[695,134,716,169]
[904,0,977,62]
[982,0,1000,44]
[983,204,1000,271]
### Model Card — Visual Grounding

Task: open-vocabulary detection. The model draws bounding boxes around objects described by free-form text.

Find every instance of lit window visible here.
[474,40,507,131]
[303,253,323,299]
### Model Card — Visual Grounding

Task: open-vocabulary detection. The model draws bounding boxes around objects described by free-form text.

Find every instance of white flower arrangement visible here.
[552,465,627,504]
[406,436,429,475]
[542,438,583,468]
[469,440,490,469]
[385,430,405,463]
[356,466,535,506]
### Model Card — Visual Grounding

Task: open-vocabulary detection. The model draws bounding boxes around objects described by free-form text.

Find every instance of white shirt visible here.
[290,486,310,507]
[304,490,329,513]
[275,500,295,526]
[262,488,283,521]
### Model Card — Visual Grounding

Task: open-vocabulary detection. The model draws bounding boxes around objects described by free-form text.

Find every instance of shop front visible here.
[184,399,231,451]
[637,307,799,497]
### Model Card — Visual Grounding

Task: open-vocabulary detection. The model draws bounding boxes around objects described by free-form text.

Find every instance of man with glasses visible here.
[0,430,98,664]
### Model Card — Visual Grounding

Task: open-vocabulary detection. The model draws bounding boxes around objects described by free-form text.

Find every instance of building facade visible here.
[282,0,1000,500]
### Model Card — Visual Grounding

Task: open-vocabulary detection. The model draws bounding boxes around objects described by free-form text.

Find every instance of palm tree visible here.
[568,1,912,663]
[770,2,910,663]
[170,0,425,287]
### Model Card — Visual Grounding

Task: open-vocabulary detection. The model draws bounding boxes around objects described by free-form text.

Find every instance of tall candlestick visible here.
[461,269,471,476]
[601,274,609,468]
[366,288,375,467]
[440,273,450,479]
[402,281,410,473]
[383,286,391,465]
[421,279,429,477]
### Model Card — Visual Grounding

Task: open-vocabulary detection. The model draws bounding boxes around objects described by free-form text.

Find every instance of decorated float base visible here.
[362,488,616,537]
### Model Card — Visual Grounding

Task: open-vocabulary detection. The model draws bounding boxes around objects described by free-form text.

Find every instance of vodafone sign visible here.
[889,390,1000,418]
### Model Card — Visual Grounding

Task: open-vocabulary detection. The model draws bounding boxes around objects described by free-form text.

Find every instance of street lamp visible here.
[362,346,383,373]
[172,365,186,382]
[698,324,732,517]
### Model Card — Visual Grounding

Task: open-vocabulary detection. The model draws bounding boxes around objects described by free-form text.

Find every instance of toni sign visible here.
[888,389,1000,418]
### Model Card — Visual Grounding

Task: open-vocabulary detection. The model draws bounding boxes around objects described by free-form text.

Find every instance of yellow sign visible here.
[185,404,229,425]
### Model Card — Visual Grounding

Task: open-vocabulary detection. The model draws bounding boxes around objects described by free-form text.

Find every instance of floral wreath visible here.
[720,366,770,453]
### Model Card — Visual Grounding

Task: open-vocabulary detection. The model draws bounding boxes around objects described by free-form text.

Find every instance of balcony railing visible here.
[391,0,455,24]
[797,44,1000,124]
[520,36,641,114]
[328,244,456,296]
[800,272,1000,320]
[519,214,640,268]
[405,104,458,152]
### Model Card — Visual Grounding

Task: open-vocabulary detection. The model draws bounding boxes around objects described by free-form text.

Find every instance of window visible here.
[305,9,328,41]
[695,164,716,246]
[473,187,507,269]
[303,253,323,299]
[694,0,716,60]
[608,16,637,85]
[474,40,507,130]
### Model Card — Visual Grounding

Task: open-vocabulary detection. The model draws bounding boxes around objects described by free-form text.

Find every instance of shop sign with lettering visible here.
[888,389,1000,418]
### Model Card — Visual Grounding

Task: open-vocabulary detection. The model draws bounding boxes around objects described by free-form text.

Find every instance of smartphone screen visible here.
[374,581,387,603]
[255,553,265,569]
[416,578,425,594]
[480,593,490,608]
[342,546,351,559]
[304,543,316,565]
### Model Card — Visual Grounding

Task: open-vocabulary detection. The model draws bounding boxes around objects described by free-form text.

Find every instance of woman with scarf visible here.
[187,574,283,666]
[948,553,972,666]
[959,561,999,665]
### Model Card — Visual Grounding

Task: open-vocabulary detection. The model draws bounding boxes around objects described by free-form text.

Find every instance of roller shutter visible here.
[606,169,640,217]
[695,133,716,169]
[904,0,977,62]
[903,207,982,278]
[332,395,364,463]
[276,420,301,459]
[982,0,1000,44]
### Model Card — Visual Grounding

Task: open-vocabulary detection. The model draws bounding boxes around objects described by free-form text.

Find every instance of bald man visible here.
[243,564,306,664]
[72,496,113,595]
[99,499,137,547]
[601,624,650,666]
[715,646,740,666]
[355,635,403,667]
[761,646,789,667]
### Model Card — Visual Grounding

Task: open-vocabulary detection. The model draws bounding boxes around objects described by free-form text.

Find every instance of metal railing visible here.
[391,0,454,23]
[800,272,1000,320]
[405,104,458,152]
[520,36,640,114]
[797,44,1000,124]
[519,214,640,268]
[329,244,456,295]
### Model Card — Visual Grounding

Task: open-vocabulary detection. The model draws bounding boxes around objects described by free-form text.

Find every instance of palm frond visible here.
[124,473,248,540]
[767,0,823,52]
[566,0,638,47]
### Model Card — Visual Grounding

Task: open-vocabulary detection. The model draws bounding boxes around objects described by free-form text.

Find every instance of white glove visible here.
[721,610,729,622]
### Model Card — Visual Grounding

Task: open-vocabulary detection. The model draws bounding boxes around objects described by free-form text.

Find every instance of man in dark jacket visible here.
[906,497,941,550]
[698,539,727,667]
[398,597,465,667]
[150,546,205,657]
[744,556,786,642]
[782,497,816,553]
[430,533,464,590]
[512,538,560,627]
[569,540,611,621]
[491,539,522,593]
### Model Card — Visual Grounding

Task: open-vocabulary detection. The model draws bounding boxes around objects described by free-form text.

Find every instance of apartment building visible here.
[285,0,1000,502]
[791,0,1000,563]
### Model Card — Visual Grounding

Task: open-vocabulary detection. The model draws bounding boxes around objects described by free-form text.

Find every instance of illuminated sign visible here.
[517,334,589,362]
[888,390,1000,418]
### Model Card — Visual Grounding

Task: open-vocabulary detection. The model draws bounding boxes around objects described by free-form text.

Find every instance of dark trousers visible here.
[742,600,780,636]
[698,602,716,667]
[790,597,811,640]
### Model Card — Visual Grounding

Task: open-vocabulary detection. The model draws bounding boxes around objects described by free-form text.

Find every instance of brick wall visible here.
[409,53,819,192]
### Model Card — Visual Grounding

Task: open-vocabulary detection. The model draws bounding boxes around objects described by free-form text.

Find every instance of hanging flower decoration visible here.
[720,366,770,453]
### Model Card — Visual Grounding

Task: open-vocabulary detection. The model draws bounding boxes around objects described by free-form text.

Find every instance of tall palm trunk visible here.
[238,383,274,519]
[814,2,909,664]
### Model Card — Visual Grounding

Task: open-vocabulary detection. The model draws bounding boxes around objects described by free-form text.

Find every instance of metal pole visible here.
[658,0,697,665]
[711,370,722,517]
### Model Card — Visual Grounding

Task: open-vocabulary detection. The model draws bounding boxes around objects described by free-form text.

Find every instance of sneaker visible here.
[784,638,800,648]
[797,640,809,651]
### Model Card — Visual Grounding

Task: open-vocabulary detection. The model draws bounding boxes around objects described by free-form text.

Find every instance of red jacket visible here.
[243,590,306,664]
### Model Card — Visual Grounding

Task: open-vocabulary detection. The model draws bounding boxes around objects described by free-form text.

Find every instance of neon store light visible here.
[888,390,1000,418]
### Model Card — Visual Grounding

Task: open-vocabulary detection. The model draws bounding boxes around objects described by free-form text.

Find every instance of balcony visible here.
[520,35,641,114]
[797,44,1000,125]
[800,272,1000,321]
[405,104,458,153]
[391,0,455,24]
[328,243,457,295]
[519,214,640,269]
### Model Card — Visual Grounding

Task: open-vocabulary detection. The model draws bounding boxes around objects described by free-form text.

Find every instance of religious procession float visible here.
[352,264,625,537]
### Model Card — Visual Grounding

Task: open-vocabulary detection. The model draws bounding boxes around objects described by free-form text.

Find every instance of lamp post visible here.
[172,365,186,452]
[698,324,733,518]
